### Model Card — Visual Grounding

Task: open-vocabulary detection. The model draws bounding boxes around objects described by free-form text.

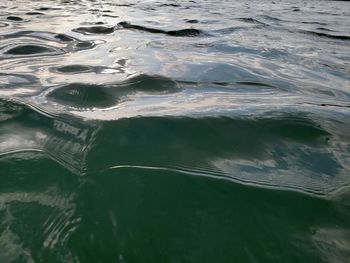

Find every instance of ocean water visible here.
[1,0,350,262]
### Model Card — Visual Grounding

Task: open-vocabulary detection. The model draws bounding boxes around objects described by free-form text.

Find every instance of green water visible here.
[1,101,349,262]
[1,0,350,262]
[2,160,348,263]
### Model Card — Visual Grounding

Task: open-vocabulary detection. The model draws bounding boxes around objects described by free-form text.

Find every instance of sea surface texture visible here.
[1,0,350,262]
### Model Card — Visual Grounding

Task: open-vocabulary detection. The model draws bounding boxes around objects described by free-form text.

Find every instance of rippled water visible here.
[1,0,350,262]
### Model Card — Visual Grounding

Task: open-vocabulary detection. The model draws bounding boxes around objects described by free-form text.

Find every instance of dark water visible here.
[1,0,350,262]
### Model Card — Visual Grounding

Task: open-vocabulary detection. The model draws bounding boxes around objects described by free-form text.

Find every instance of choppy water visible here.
[1,0,350,262]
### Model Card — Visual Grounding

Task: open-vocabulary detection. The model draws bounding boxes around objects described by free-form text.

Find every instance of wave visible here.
[25,11,44,16]
[116,21,206,37]
[303,30,350,41]
[73,26,115,35]
[0,1,350,260]
[0,30,96,59]
[45,74,180,109]
[93,115,349,199]
[72,22,207,37]
[1,97,349,199]
[4,44,62,55]
[6,16,23,21]
[237,17,267,25]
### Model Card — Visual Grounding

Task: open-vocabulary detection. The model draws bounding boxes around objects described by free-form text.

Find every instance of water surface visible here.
[1,0,350,262]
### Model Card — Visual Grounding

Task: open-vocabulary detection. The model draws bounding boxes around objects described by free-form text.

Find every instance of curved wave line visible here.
[0,149,44,157]
[108,164,350,199]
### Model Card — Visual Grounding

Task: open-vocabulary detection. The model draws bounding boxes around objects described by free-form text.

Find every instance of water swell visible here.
[89,115,349,199]
[1,96,349,199]
[45,74,180,109]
